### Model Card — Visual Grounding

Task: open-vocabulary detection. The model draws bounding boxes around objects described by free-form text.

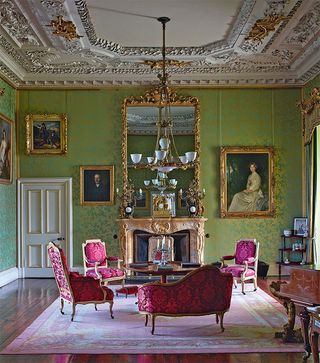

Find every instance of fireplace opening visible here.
[134,230,190,262]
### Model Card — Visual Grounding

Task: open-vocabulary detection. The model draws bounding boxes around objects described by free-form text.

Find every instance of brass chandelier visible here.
[130,17,197,192]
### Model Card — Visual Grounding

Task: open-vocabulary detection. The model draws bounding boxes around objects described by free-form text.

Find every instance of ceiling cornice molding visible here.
[0,0,319,88]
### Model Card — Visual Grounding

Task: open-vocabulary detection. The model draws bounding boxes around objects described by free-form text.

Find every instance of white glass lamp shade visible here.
[169,179,177,186]
[185,151,197,162]
[130,153,142,164]
[144,180,150,186]
[147,156,154,164]
[159,137,170,150]
[152,179,158,185]
[157,166,175,173]
[179,155,188,164]
[155,150,166,161]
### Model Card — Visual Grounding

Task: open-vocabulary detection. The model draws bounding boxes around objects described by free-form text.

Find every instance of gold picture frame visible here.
[25,113,67,155]
[220,146,275,218]
[80,166,114,206]
[0,113,13,184]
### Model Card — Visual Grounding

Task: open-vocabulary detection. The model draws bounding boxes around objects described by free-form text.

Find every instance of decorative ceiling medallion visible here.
[245,15,286,43]
[144,60,192,70]
[48,16,82,41]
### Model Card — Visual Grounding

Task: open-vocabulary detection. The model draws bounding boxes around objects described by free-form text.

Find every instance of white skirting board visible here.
[0,267,19,287]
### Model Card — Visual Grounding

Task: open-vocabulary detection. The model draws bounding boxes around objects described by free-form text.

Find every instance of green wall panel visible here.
[18,87,302,271]
[0,78,16,272]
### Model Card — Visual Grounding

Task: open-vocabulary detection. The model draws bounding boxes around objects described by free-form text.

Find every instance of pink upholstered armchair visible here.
[82,239,125,285]
[138,266,233,334]
[47,242,114,321]
[220,239,259,295]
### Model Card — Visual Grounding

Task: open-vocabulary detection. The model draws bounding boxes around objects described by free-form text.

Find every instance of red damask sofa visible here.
[138,265,233,334]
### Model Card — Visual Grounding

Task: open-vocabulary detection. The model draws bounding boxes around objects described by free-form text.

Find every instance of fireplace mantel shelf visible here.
[117,217,207,265]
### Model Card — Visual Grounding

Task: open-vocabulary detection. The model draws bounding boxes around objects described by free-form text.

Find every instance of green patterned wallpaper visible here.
[0,78,16,272]
[18,87,302,272]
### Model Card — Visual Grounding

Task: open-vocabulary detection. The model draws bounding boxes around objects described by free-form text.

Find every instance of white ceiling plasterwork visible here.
[0,0,319,88]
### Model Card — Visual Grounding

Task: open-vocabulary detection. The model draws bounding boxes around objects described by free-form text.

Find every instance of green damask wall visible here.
[0,79,16,272]
[18,87,302,271]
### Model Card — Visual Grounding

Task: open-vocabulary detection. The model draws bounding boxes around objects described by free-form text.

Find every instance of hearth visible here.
[134,230,190,262]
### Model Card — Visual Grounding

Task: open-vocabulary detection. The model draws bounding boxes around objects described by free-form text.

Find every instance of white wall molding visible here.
[0,267,19,287]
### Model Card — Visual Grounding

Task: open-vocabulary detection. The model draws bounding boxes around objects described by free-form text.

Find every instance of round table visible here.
[125,262,201,283]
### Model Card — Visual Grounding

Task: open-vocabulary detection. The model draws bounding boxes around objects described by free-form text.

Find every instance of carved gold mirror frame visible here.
[121,87,200,194]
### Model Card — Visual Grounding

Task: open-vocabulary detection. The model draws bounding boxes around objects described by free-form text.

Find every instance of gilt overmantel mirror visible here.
[121,87,201,218]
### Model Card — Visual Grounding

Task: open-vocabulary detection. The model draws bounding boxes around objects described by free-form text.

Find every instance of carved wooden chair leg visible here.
[145,314,149,326]
[216,314,219,324]
[219,313,225,332]
[241,277,246,295]
[151,315,156,335]
[60,298,65,315]
[109,301,114,319]
[71,303,76,321]
[95,304,98,311]
[253,277,258,291]
[233,278,237,288]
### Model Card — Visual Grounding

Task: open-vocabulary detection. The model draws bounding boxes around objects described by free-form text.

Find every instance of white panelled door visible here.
[18,178,72,278]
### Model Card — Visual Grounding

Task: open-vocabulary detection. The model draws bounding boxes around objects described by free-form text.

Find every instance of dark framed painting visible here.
[0,113,13,184]
[25,114,67,155]
[80,166,114,206]
[220,146,275,218]
[135,190,149,209]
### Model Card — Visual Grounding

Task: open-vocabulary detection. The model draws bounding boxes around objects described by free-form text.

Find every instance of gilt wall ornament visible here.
[298,87,320,145]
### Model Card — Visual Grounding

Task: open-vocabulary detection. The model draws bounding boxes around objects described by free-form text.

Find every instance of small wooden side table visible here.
[307,306,320,363]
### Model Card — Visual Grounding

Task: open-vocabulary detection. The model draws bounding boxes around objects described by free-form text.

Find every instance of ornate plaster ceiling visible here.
[0,0,319,88]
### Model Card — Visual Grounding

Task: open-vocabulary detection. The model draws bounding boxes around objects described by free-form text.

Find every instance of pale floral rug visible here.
[2,285,303,354]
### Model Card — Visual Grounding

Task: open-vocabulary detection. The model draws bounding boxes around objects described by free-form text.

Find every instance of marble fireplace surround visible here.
[117,217,207,266]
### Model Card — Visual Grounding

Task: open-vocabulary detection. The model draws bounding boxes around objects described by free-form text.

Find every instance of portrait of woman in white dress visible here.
[221,146,274,218]
[228,162,264,212]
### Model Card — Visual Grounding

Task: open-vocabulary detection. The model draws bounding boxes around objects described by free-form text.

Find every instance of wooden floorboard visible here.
[0,277,305,363]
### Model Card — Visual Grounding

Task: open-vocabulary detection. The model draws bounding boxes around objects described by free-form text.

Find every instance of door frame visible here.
[17,177,73,278]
